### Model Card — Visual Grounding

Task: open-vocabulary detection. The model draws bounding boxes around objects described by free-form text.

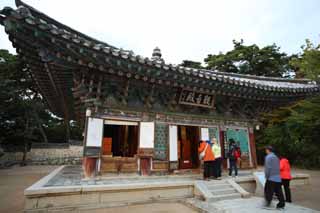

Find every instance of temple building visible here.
[1,1,319,176]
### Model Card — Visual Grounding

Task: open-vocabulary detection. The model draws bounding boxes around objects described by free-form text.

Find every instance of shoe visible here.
[262,204,273,210]
[276,204,285,209]
[276,206,285,210]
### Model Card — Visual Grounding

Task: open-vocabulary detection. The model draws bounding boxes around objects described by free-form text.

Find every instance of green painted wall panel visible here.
[226,128,249,153]
[154,123,168,160]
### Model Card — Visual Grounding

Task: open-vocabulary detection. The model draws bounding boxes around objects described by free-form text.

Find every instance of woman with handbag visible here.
[198,140,215,180]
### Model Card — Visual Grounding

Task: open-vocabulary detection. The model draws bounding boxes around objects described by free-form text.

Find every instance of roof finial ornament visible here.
[151,46,164,63]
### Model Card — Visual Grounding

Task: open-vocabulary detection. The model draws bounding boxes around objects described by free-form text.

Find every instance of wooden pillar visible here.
[249,127,257,168]
[65,119,70,142]
[219,128,227,169]
[124,125,129,156]
[83,157,97,178]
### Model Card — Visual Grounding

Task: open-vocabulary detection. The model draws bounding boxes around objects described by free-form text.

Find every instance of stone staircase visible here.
[195,179,250,202]
[205,180,241,201]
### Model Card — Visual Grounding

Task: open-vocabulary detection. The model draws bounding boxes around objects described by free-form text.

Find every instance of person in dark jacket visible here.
[228,139,239,177]
[280,156,292,203]
[264,146,285,209]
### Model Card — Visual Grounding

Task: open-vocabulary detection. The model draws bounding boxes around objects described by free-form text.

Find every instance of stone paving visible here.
[28,166,319,212]
[44,165,256,187]
[186,197,319,213]
[45,166,201,187]
[211,197,319,213]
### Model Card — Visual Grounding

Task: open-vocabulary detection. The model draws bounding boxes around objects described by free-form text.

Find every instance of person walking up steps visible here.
[280,156,292,203]
[263,146,285,209]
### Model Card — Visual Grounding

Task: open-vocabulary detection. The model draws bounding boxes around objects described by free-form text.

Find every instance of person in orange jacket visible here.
[280,156,292,203]
[198,140,215,180]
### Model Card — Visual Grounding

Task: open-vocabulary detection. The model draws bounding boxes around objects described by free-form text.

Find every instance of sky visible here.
[0,0,319,65]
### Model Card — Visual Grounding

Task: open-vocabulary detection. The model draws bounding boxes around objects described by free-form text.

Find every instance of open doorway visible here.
[102,123,139,157]
[178,126,200,169]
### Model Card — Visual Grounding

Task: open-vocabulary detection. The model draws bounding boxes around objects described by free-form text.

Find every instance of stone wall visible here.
[0,143,83,165]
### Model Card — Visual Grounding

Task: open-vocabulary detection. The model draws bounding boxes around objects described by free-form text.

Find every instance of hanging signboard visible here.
[179,89,214,108]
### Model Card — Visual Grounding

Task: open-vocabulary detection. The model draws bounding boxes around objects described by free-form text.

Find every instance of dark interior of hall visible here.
[103,125,138,157]
[178,125,200,169]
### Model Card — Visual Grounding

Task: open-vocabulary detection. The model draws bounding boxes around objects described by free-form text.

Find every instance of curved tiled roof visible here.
[0,0,319,117]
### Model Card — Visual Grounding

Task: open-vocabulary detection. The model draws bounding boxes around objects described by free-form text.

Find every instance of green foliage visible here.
[290,39,320,81]
[0,49,83,156]
[204,40,292,77]
[255,39,320,168]
[179,60,204,69]
[0,50,39,159]
[257,97,320,168]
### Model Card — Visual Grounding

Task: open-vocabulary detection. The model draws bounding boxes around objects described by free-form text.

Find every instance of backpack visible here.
[228,148,236,160]
[234,149,241,159]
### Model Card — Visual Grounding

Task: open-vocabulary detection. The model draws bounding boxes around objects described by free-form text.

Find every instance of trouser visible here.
[212,160,217,178]
[264,180,285,208]
[282,179,292,202]
[203,161,214,178]
[229,159,238,176]
[216,157,222,177]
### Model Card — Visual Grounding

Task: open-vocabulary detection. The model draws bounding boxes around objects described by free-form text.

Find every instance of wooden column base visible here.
[83,157,97,178]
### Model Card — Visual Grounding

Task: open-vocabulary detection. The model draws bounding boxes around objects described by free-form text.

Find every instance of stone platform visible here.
[25,166,199,212]
[24,166,313,212]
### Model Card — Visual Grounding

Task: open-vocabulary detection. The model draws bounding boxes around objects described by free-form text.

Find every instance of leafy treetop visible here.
[204,40,292,77]
[290,39,320,81]
[179,60,204,69]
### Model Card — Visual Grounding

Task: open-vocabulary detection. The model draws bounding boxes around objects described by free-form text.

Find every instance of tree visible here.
[257,97,320,168]
[179,60,204,69]
[290,39,320,81]
[256,39,320,168]
[204,40,292,77]
[0,50,53,165]
[0,50,83,151]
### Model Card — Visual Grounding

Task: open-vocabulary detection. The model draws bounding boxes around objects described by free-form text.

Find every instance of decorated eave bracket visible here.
[0,14,4,25]
[1,0,320,120]
[4,3,319,99]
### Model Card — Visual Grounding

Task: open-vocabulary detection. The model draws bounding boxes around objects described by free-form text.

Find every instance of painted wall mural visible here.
[226,128,249,154]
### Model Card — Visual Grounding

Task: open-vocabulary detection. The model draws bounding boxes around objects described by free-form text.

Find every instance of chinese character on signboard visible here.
[179,89,214,108]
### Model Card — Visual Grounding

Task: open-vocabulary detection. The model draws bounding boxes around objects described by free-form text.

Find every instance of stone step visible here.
[205,181,228,186]
[209,193,241,202]
[207,183,233,190]
[206,180,228,185]
[210,188,237,195]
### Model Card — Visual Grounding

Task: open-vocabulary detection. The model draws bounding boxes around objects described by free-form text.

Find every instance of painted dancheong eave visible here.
[0,0,319,118]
